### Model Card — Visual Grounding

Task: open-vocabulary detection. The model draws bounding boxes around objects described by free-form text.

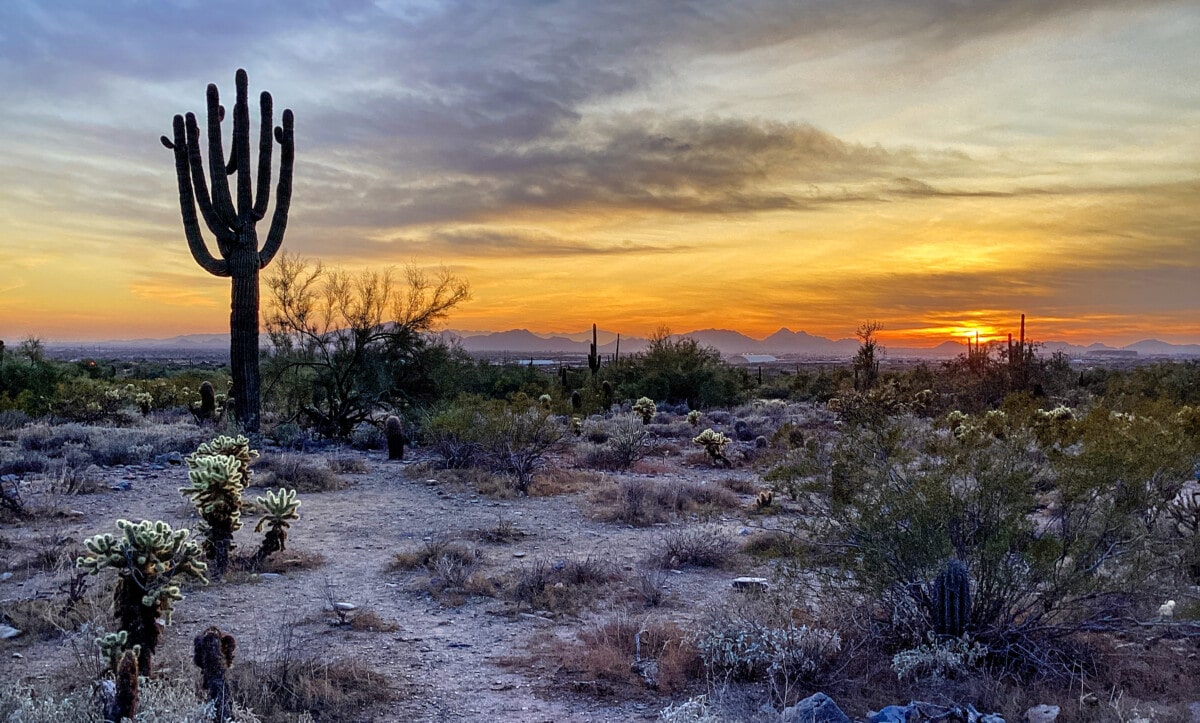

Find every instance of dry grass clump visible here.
[326,455,369,474]
[653,527,737,569]
[740,530,801,559]
[473,515,527,544]
[528,467,602,496]
[390,538,494,603]
[231,651,394,723]
[718,476,759,494]
[253,454,348,492]
[589,478,740,526]
[349,608,400,632]
[541,614,702,696]
[508,556,622,614]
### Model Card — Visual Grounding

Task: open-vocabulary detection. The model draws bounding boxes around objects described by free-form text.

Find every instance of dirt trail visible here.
[1,445,768,722]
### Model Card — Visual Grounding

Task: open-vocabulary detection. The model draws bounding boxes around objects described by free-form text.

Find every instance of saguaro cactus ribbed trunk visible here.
[161,69,294,432]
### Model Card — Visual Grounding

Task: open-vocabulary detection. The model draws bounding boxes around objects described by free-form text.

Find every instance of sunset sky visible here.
[0,1,1197,347]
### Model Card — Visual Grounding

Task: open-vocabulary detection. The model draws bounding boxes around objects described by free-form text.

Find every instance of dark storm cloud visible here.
[0,0,1188,242]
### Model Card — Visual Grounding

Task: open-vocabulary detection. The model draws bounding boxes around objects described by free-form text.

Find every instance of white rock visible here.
[1025,704,1060,723]
[0,625,21,640]
[333,602,357,612]
[1158,599,1176,618]
[731,577,769,592]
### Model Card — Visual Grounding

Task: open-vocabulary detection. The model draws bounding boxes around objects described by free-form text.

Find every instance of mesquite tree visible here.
[161,69,294,432]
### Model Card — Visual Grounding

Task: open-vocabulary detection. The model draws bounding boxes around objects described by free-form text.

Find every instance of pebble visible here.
[333,602,357,612]
[0,625,22,640]
[731,577,769,592]
[259,573,282,581]
[0,572,13,582]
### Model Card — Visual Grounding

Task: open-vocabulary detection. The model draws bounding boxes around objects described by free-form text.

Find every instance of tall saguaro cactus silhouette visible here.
[161,69,294,432]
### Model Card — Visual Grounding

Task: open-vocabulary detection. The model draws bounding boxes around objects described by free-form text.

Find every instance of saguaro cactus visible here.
[161,69,294,432]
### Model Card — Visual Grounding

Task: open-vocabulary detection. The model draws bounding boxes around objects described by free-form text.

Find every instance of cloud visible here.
[129,270,224,308]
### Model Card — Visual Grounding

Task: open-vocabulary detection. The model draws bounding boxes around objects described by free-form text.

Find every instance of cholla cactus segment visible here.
[97,631,137,675]
[180,454,246,530]
[692,428,731,452]
[188,434,259,483]
[686,410,702,427]
[254,488,301,532]
[633,396,656,423]
[538,393,552,409]
[77,519,209,622]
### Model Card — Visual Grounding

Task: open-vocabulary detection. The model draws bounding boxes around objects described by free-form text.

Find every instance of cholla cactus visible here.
[538,393,553,409]
[633,396,656,424]
[253,487,301,565]
[189,434,258,481]
[97,630,137,676]
[77,519,208,675]
[134,392,154,416]
[687,410,702,427]
[693,428,731,468]
[181,452,247,578]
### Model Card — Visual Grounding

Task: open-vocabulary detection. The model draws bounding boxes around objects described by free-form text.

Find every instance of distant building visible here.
[737,354,778,364]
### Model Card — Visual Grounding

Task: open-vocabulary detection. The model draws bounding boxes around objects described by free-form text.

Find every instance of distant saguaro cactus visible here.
[588,323,601,376]
[932,559,971,637]
[162,69,294,433]
[191,381,217,424]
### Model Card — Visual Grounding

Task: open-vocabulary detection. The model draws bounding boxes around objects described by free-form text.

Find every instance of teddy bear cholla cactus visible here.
[253,487,301,565]
[633,396,656,424]
[77,519,209,675]
[693,428,732,467]
[686,410,702,427]
[181,435,259,577]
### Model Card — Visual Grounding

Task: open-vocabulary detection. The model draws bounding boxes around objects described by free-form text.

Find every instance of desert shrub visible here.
[654,527,736,569]
[349,421,384,450]
[605,330,749,408]
[563,615,702,695]
[474,515,526,544]
[718,476,758,494]
[590,478,740,526]
[695,602,841,707]
[327,455,369,474]
[509,556,621,613]
[0,449,49,476]
[0,409,31,430]
[632,566,670,607]
[479,406,566,493]
[230,626,394,721]
[576,413,652,471]
[424,398,488,468]
[803,402,1199,680]
[253,454,347,492]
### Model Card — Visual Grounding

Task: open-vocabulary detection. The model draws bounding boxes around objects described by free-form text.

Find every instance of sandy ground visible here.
[1,442,771,722]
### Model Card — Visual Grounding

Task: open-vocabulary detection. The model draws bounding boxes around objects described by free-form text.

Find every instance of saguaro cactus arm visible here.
[165,116,229,278]
[259,107,294,268]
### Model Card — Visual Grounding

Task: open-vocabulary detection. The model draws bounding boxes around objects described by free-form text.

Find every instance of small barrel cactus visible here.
[932,559,971,637]
[385,415,407,460]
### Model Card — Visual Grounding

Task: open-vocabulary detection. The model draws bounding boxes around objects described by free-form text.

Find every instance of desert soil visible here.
[1,444,772,722]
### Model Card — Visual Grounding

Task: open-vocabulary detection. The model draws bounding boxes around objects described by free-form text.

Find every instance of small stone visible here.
[110,481,133,491]
[731,577,769,592]
[333,602,357,612]
[512,551,526,558]
[11,652,22,658]
[0,625,22,640]
[781,692,850,723]
[1025,704,1060,723]
[259,573,282,581]
[0,572,13,582]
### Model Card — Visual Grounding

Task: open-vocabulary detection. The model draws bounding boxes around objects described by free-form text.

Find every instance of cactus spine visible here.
[162,69,294,433]
[932,559,971,637]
